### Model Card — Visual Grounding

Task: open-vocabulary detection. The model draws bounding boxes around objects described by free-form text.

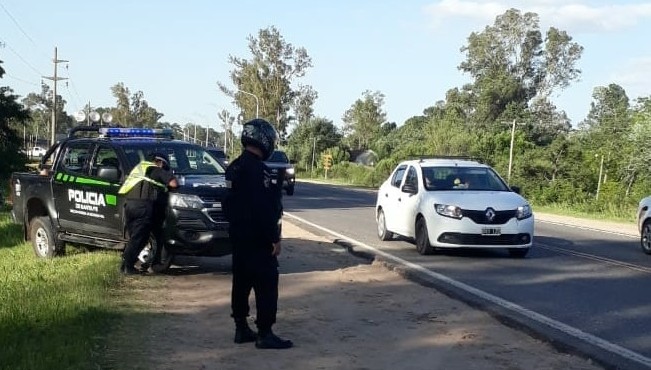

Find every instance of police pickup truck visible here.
[9,126,231,272]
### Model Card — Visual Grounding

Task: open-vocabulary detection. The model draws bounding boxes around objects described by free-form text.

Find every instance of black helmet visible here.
[241,118,278,160]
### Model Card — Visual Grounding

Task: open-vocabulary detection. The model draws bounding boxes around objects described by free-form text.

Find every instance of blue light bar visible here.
[99,128,173,138]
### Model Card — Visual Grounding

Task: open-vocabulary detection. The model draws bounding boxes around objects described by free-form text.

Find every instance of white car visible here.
[637,197,651,254]
[28,146,47,158]
[375,157,534,257]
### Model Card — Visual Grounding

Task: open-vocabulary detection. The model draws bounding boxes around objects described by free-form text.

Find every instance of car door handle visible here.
[398,197,401,202]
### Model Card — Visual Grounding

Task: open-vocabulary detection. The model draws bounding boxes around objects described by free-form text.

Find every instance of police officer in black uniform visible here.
[224,118,293,349]
[119,152,178,275]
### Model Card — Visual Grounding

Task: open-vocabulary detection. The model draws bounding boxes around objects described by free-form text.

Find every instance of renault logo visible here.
[485,208,496,222]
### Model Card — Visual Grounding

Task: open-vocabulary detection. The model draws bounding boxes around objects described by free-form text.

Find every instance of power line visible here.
[0,2,38,48]
[63,63,84,110]
[4,73,39,86]
[0,37,44,76]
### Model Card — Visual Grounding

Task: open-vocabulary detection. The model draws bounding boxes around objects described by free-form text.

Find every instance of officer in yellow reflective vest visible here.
[118,152,178,275]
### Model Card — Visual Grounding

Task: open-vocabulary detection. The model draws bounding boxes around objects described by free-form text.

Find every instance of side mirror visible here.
[98,166,120,182]
[510,185,521,194]
[402,183,418,194]
[289,159,296,164]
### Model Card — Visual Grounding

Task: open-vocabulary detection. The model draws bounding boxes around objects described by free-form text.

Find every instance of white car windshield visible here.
[422,166,510,191]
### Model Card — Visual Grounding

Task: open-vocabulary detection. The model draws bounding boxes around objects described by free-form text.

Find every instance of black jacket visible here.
[224,150,282,245]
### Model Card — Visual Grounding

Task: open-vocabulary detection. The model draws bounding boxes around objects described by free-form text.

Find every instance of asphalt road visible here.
[283,181,651,370]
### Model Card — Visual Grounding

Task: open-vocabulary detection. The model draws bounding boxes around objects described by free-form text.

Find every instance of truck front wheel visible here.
[30,216,65,258]
[138,235,174,273]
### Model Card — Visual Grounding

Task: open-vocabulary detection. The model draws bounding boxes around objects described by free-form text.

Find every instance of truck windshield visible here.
[123,144,226,175]
[267,150,288,163]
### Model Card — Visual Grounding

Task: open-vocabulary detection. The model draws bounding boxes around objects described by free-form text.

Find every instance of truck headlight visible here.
[169,193,203,209]
[435,204,462,219]
[516,204,532,220]
[286,167,295,175]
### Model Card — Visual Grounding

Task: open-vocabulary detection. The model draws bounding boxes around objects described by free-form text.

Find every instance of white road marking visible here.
[285,212,651,369]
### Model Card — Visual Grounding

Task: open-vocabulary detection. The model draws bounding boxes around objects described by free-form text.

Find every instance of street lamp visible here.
[238,89,259,118]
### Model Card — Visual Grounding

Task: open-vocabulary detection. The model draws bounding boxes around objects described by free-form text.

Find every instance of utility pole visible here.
[43,47,68,147]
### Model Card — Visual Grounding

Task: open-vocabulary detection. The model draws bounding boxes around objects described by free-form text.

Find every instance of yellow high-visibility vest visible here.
[118,161,167,195]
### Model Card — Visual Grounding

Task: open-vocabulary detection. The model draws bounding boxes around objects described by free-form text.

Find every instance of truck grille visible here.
[205,209,227,223]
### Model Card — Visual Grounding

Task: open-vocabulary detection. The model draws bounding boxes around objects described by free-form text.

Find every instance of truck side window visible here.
[91,147,120,177]
[60,144,92,174]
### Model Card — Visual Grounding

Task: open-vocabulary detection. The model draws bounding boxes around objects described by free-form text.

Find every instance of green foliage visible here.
[218,26,313,137]
[342,90,387,150]
[20,83,72,141]
[0,212,127,370]
[109,83,163,127]
[286,116,343,171]
[0,80,29,180]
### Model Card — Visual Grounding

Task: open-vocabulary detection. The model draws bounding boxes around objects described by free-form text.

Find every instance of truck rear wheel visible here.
[30,216,65,258]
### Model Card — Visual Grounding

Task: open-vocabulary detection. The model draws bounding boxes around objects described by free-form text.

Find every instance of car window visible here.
[391,165,407,188]
[59,143,92,174]
[404,166,418,189]
[422,166,509,191]
[91,146,120,177]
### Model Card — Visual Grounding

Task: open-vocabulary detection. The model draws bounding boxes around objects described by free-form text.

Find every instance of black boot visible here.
[120,260,139,275]
[255,329,293,349]
[234,319,257,344]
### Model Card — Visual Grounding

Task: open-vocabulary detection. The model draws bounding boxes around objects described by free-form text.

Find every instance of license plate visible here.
[481,227,501,236]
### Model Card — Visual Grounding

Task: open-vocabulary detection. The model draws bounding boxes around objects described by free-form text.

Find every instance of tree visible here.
[342,90,387,150]
[110,83,163,127]
[458,8,583,124]
[218,26,313,137]
[0,60,28,180]
[291,84,318,126]
[581,84,631,184]
[286,116,342,170]
[21,83,72,144]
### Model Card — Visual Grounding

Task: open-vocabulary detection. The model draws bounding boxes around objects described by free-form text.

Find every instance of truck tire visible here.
[30,216,65,258]
[286,185,295,196]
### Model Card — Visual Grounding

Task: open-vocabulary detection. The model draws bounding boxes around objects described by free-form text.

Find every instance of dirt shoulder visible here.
[124,221,602,370]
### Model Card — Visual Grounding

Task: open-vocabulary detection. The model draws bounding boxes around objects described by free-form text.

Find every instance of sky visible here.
[1,0,651,133]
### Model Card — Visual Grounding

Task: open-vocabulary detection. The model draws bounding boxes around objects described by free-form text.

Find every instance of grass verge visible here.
[0,209,152,370]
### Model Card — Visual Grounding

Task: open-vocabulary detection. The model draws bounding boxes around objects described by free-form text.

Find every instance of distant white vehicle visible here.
[28,146,47,158]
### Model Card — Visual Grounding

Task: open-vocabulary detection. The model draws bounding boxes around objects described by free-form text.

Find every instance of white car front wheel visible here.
[377,209,393,241]
[415,217,435,255]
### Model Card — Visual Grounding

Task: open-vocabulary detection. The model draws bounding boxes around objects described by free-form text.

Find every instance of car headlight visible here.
[286,167,295,175]
[169,193,203,209]
[516,204,532,220]
[435,204,462,219]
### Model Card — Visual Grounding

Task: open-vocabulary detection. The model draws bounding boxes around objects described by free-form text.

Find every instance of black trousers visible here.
[122,200,154,267]
[230,239,279,332]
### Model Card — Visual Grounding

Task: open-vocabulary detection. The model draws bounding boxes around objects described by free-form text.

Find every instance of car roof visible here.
[398,158,489,169]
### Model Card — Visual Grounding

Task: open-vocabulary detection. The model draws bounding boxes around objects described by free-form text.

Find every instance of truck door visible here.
[83,145,124,237]
[53,141,94,232]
